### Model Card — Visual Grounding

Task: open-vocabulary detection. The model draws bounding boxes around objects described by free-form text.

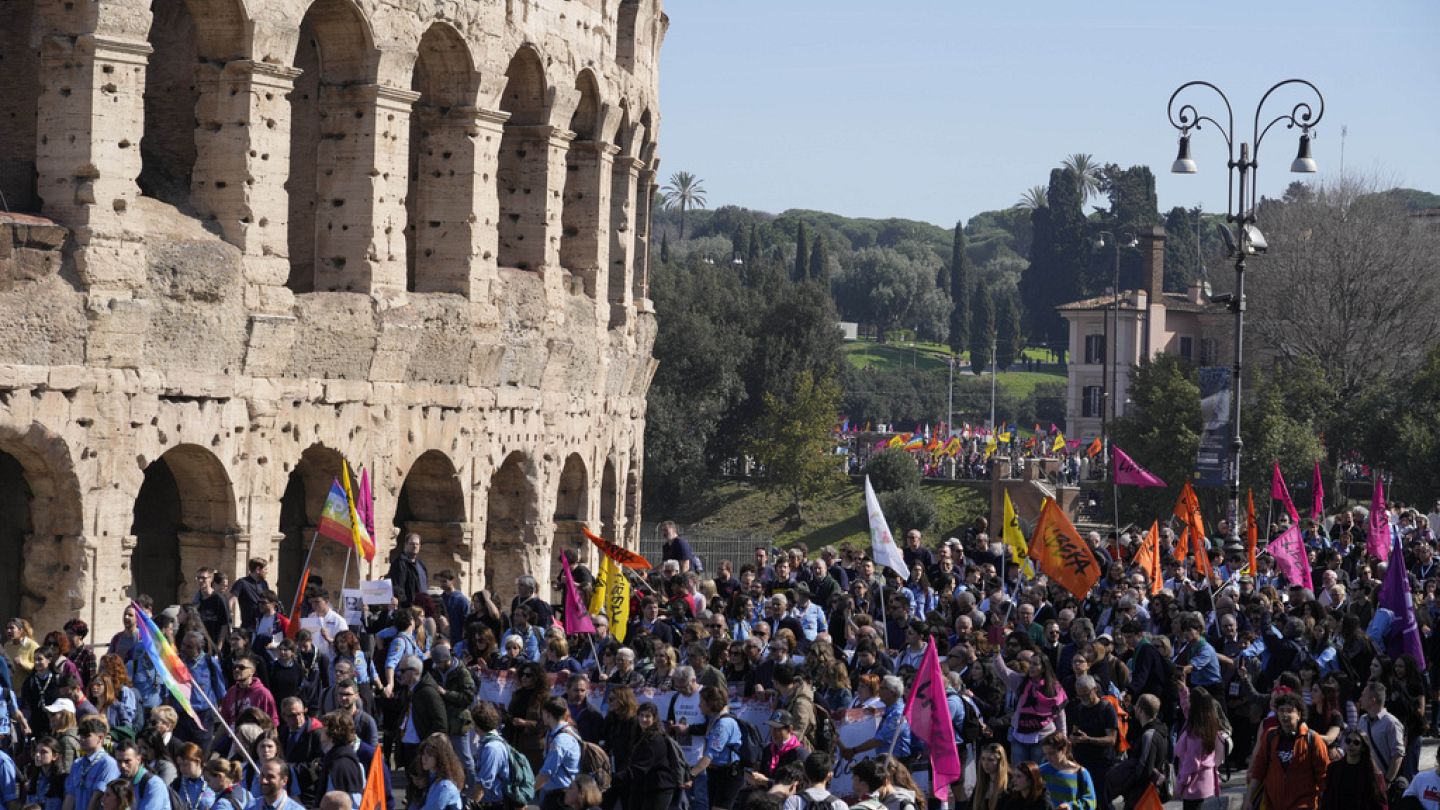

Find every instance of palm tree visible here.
[1016,185,1048,210]
[1062,153,1102,205]
[661,171,707,239]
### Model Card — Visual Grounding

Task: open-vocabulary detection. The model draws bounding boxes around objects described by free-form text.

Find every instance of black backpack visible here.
[145,771,186,810]
[952,690,986,750]
[732,717,766,769]
[810,704,837,754]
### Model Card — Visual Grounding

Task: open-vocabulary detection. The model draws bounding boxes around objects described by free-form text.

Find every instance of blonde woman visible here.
[4,618,38,688]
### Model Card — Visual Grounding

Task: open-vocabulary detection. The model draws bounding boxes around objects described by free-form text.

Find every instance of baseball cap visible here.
[45,698,75,714]
[766,710,795,729]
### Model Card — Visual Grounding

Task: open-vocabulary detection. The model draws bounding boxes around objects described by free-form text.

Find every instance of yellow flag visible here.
[340,461,373,563]
[1051,433,1066,453]
[589,554,610,616]
[606,555,629,642]
[984,437,998,460]
[1002,489,1036,578]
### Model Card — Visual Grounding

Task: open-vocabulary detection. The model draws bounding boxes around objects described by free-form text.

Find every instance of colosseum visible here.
[0,0,665,638]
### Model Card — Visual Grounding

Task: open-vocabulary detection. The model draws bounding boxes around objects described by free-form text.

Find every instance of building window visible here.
[1179,336,1194,362]
[1084,334,1106,365]
[1082,386,1103,418]
[1200,338,1218,365]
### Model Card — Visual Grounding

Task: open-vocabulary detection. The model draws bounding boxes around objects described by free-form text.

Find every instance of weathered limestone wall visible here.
[0,0,666,637]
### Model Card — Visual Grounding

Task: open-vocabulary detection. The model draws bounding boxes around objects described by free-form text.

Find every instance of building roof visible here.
[1056,289,1226,314]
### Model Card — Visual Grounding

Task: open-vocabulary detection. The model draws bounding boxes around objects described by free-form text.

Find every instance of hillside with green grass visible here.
[671,478,989,551]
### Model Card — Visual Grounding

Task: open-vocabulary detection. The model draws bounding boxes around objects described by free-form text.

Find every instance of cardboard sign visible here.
[828,708,882,800]
[360,579,393,606]
[300,617,324,634]
[341,589,364,626]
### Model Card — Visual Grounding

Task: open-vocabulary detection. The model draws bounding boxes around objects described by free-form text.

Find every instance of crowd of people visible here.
[6,504,1440,810]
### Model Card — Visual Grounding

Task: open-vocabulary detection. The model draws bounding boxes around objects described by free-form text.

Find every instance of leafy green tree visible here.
[1017,186,1047,210]
[968,278,995,375]
[660,171,707,239]
[746,223,761,269]
[809,236,830,286]
[1063,153,1103,205]
[1162,206,1203,291]
[1020,168,1087,355]
[865,448,921,493]
[948,221,971,357]
[794,221,810,282]
[879,485,938,535]
[1240,367,1326,504]
[746,370,846,521]
[1108,355,1202,523]
[838,245,948,342]
[840,366,949,427]
[994,290,1022,370]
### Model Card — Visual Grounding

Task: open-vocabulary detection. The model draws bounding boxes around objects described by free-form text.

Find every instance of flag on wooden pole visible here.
[1312,460,1325,520]
[560,553,595,635]
[357,740,387,810]
[1111,446,1167,488]
[865,476,907,576]
[1368,475,1392,562]
[1133,522,1162,595]
[1246,489,1259,577]
[1271,461,1300,524]
[1028,498,1101,599]
[903,638,963,799]
[1001,489,1035,578]
[285,567,311,641]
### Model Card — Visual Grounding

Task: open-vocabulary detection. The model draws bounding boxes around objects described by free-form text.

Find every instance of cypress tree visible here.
[994,291,1022,370]
[808,236,829,285]
[948,220,971,358]
[660,231,670,263]
[794,221,809,282]
[746,223,761,270]
[968,279,995,375]
[1019,167,1087,356]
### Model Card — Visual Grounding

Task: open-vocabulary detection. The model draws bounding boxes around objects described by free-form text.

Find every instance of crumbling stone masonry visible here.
[0,0,665,638]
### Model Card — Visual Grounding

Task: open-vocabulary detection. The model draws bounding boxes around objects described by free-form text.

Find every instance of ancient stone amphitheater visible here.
[0,0,664,636]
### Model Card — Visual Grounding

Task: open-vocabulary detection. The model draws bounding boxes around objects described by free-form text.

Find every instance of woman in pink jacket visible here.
[1175,683,1230,810]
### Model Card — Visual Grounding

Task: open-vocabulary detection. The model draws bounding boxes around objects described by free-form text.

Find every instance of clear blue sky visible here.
[658,1,1440,227]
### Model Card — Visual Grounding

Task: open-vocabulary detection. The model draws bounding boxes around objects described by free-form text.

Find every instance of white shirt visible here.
[310,609,348,657]
[1405,770,1440,810]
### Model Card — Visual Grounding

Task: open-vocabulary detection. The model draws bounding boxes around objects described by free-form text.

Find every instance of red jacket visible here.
[220,679,279,728]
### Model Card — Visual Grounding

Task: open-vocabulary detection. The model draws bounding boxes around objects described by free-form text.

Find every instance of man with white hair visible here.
[511,574,554,627]
[839,675,912,759]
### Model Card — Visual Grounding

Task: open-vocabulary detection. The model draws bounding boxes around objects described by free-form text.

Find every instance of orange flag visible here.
[1134,783,1164,810]
[1175,525,1190,562]
[1086,437,1103,458]
[1246,488,1259,577]
[358,736,387,810]
[582,527,652,570]
[1133,521,1163,595]
[1173,481,1211,579]
[1028,498,1102,599]
[285,567,310,640]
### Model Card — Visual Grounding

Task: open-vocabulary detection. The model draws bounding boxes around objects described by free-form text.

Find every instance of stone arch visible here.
[405,22,480,294]
[0,425,84,629]
[393,449,469,589]
[130,444,239,605]
[496,46,550,272]
[598,457,617,541]
[559,70,603,295]
[0,0,41,213]
[276,443,352,604]
[552,453,588,567]
[485,450,541,604]
[286,0,379,293]
[615,0,639,72]
[139,0,250,209]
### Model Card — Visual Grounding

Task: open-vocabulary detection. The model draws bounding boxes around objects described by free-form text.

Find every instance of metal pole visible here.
[1112,242,1121,428]
[947,356,954,440]
[1230,143,1249,541]
[989,338,997,430]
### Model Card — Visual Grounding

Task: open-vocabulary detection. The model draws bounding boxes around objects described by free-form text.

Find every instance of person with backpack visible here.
[537,697,583,810]
[1064,675,1116,810]
[1105,694,1170,810]
[783,752,848,810]
[114,738,180,810]
[690,685,747,810]
[747,711,810,789]
[202,757,250,810]
[848,757,917,810]
[474,702,530,810]
[614,701,684,810]
[1246,692,1330,810]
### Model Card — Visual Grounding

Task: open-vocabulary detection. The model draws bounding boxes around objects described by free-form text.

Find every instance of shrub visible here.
[864,448,921,493]
[879,485,937,535]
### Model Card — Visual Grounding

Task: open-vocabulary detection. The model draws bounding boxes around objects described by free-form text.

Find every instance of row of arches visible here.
[0,0,659,303]
[0,439,637,623]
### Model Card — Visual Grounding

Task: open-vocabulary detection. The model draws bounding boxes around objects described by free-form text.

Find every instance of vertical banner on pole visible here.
[1196,367,1231,487]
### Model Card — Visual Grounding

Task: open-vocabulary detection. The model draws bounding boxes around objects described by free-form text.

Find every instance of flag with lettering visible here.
[865,476,908,576]
[1368,475,1392,562]
[1271,462,1300,524]
[1312,460,1324,520]
[560,553,595,635]
[1269,525,1312,591]
[1001,489,1035,579]
[1379,529,1425,670]
[903,638,963,799]
[1111,446,1166,488]
[1028,497,1101,599]
[1133,521,1162,595]
[583,526,652,570]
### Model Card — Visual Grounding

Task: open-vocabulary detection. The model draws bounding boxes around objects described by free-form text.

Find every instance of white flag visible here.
[865,476,907,576]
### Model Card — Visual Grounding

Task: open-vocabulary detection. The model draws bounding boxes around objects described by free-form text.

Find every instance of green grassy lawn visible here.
[842,340,1066,399]
[671,478,989,551]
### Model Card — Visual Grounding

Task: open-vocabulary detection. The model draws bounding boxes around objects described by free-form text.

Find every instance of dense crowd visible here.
[6,506,1440,810]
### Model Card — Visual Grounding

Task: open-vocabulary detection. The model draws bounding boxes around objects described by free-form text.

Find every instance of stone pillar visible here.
[607,155,640,328]
[497,124,562,274]
[313,83,418,296]
[191,59,301,311]
[560,141,614,301]
[176,530,246,602]
[633,168,656,306]
[411,107,487,295]
[540,128,573,287]
[469,109,509,297]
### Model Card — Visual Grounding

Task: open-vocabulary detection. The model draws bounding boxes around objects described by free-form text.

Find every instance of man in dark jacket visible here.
[232,557,272,631]
[280,696,326,805]
[429,642,477,785]
[387,533,429,608]
[399,654,447,804]
[318,710,366,806]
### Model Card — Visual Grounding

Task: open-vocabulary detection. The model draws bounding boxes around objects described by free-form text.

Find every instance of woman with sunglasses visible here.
[1319,731,1387,810]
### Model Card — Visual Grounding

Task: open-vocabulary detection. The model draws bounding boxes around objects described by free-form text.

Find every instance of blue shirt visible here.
[476,732,512,804]
[133,769,173,810]
[0,750,18,804]
[128,653,163,709]
[1182,639,1222,686]
[501,626,544,663]
[705,715,742,767]
[185,653,228,712]
[441,591,471,641]
[243,797,305,810]
[876,700,913,758]
[797,603,828,642]
[176,775,217,810]
[421,777,464,810]
[540,723,582,793]
[65,751,121,810]
[386,632,422,673]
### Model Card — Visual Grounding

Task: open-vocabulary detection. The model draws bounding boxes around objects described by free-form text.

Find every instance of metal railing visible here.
[638,522,775,578]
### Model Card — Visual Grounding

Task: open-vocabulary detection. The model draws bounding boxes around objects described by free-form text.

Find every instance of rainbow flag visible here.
[317,472,376,562]
[132,602,202,724]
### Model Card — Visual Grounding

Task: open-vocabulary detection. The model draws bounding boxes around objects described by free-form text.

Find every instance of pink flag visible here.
[358,467,375,542]
[1268,525,1312,591]
[560,554,595,635]
[1111,446,1167,488]
[1312,461,1324,520]
[903,638,963,799]
[1270,462,1300,524]
[1368,475,1391,562]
